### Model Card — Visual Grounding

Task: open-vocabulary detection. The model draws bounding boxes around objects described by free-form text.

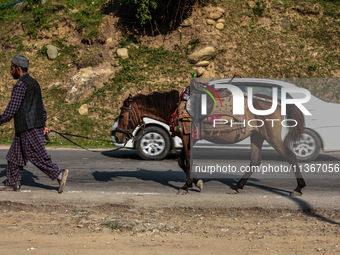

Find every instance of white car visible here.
[112,78,340,162]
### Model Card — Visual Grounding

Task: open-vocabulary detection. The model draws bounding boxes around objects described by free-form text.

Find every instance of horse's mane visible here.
[132,90,180,119]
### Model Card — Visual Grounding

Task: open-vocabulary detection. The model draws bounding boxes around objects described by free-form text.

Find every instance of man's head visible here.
[11,55,29,79]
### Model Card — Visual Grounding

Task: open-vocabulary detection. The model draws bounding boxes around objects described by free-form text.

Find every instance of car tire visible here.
[285,129,322,162]
[135,126,171,160]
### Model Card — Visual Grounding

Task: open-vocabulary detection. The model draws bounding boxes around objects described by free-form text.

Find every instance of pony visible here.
[113,84,306,196]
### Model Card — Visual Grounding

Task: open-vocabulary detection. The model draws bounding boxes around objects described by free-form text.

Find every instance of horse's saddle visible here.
[185,84,215,121]
[202,95,247,132]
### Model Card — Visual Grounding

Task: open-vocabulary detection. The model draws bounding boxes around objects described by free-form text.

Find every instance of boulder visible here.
[106,37,114,44]
[117,48,129,60]
[66,67,115,103]
[195,67,206,77]
[195,61,210,67]
[46,45,59,59]
[48,82,62,89]
[216,23,224,30]
[209,11,223,20]
[182,18,193,27]
[206,19,216,25]
[78,104,89,115]
[216,7,225,14]
[188,46,216,64]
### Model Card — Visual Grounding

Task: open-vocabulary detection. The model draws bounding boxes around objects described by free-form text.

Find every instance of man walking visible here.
[0,55,68,193]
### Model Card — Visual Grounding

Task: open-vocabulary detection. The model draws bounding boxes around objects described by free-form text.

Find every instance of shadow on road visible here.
[101,149,339,162]
[1,166,57,191]
[100,150,180,160]
[241,182,340,225]
[92,168,186,190]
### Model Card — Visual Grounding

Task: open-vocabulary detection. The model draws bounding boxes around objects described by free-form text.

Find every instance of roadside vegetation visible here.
[0,0,338,147]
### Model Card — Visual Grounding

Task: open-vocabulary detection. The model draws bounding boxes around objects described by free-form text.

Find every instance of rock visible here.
[188,46,216,63]
[217,18,226,23]
[46,45,59,60]
[195,67,205,77]
[106,37,113,44]
[127,43,139,49]
[117,48,129,60]
[206,19,216,25]
[48,82,62,89]
[209,11,223,20]
[215,7,225,14]
[132,43,139,49]
[195,61,210,67]
[66,67,115,102]
[216,23,224,30]
[182,18,193,27]
[78,104,89,115]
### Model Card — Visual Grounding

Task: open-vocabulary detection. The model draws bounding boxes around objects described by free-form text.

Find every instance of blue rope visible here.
[0,0,25,9]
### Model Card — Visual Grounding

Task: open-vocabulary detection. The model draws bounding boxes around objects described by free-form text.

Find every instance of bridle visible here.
[114,100,145,140]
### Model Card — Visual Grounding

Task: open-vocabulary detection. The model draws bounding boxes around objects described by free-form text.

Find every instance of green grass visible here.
[0,0,107,39]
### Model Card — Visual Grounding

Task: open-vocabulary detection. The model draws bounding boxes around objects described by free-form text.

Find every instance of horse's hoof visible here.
[291,191,302,196]
[227,188,239,194]
[177,189,188,195]
[196,180,203,191]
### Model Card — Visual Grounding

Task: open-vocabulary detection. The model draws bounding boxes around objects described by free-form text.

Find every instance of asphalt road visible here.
[0,148,339,211]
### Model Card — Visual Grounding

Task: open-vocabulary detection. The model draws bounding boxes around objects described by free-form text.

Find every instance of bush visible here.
[117,0,199,34]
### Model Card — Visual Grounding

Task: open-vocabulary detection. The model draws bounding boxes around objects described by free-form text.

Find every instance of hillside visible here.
[0,0,339,146]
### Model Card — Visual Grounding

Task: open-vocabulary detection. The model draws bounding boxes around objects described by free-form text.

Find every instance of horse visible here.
[113,87,306,196]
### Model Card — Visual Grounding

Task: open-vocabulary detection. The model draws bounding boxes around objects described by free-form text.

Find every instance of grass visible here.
[89,44,190,103]
[0,0,107,39]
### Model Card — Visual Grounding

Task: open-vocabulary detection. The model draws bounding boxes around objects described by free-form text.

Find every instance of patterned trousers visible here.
[5,128,61,186]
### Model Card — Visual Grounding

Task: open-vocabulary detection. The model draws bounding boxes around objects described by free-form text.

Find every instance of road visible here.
[0,148,339,211]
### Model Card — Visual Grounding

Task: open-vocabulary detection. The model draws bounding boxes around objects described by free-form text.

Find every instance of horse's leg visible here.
[177,135,203,195]
[190,137,203,191]
[267,139,306,196]
[177,135,193,195]
[228,132,264,194]
[177,147,191,194]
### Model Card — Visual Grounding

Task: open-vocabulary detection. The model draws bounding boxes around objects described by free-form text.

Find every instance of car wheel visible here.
[285,129,322,162]
[135,126,171,160]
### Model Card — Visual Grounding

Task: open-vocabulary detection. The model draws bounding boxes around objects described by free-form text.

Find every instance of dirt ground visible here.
[0,201,339,255]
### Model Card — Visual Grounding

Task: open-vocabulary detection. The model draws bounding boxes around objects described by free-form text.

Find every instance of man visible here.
[0,54,68,193]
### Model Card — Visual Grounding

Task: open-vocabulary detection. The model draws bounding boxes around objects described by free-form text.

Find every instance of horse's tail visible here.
[285,104,305,143]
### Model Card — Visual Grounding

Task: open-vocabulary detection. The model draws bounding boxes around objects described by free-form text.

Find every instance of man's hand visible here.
[44,127,51,135]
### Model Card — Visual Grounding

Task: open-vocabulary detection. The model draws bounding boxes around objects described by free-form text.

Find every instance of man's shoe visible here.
[58,169,69,194]
[0,185,21,192]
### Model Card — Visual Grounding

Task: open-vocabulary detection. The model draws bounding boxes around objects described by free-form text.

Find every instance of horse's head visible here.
[113,94,142,144]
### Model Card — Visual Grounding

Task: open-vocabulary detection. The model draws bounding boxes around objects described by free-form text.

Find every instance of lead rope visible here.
[48,130,127,153]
